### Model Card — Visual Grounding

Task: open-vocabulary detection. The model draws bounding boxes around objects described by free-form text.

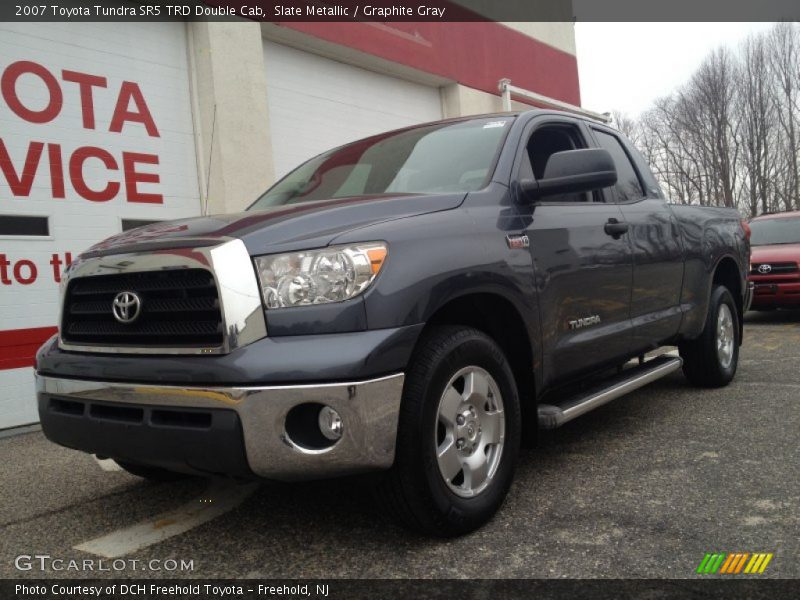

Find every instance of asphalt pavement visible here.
[1,311,798,579]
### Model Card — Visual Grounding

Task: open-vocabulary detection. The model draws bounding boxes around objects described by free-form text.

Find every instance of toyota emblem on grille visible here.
[758,264,772,274]
[112,291,142,324]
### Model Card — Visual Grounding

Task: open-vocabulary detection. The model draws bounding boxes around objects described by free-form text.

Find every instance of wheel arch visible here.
[416,292,538,444]
[712,255,744,343]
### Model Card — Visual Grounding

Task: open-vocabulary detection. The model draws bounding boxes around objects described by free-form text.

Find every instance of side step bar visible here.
[537,355,683,429]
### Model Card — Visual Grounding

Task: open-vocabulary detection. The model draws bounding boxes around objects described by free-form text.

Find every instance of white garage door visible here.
[263,40,443,179]
[0,22,201,429]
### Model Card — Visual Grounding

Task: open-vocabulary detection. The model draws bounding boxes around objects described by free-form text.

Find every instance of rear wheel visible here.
[679,284,740,387]
[375,326,520,537]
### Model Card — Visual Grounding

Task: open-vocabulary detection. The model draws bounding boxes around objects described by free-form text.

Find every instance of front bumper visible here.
[36,373,404,480]
[748,279,800,307]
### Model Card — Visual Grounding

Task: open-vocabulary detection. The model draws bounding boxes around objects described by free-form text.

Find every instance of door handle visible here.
[604,218,629,239]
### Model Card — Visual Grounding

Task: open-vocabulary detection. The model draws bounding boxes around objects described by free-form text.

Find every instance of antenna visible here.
[203,104,217,216]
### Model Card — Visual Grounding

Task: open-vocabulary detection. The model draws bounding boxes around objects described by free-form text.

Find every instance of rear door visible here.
[515,116,634,388]
[589,127,684,351]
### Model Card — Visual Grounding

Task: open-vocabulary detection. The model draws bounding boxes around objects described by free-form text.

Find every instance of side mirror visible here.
[520,148,617,200]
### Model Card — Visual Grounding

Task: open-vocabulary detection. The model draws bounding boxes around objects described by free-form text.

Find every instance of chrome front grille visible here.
[56,238,267,355]
[61,269,223,347]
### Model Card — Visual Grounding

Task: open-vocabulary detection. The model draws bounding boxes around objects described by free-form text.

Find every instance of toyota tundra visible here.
[35,111,751,536]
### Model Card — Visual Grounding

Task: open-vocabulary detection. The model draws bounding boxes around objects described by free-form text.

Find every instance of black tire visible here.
[375,326,521,537]
[116,460,187,482]
[679,285,740,387]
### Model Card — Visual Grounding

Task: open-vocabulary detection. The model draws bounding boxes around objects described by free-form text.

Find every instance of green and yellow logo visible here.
[696,552,773,575]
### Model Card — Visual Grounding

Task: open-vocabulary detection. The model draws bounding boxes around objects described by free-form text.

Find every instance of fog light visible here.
[318,406,343,441]
[285,403,341,450]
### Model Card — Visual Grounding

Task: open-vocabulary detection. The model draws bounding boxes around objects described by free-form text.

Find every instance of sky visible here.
[575,22,776,118]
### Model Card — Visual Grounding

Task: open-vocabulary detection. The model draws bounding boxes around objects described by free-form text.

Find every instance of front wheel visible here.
[375,326,521,537]
[679,284,740,387]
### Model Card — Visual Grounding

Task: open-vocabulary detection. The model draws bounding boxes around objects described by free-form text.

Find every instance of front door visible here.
[517,120,634,388]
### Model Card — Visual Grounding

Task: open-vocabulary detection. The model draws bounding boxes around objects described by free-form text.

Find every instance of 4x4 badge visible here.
[506,234,530,249]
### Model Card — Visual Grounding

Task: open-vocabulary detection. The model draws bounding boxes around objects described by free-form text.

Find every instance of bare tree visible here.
[768,22,800,211]
[639,97,709,205]
[617,23,800,217]
[737,33,777,216]
[612,110,639,144]
[681,49,741,208]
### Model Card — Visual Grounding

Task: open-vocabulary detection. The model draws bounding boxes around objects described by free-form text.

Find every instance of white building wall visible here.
[263,40,444,180]
[0,21,201,428]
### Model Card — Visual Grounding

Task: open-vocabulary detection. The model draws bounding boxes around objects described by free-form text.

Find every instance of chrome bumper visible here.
[36,373,404,480]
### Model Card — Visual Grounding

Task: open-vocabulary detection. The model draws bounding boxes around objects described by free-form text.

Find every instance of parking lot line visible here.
[73,480,259,558]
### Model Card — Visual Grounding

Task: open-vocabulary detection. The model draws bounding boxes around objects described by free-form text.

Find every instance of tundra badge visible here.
[568,315,601,330]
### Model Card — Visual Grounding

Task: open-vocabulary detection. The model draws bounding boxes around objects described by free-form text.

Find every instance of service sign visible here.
[0,22,201,427]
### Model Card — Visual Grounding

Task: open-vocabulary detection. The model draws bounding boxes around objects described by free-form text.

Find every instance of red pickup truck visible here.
[749,210,800,310]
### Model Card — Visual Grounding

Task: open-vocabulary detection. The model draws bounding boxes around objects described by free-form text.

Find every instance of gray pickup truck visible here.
[36,111,751,536]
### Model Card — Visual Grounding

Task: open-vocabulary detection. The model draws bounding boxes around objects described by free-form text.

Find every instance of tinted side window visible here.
[524,124,592,203]
[121,219,161,232]
[593,130,643,203]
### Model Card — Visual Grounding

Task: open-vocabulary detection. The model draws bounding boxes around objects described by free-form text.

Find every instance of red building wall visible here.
[278,21,581,106]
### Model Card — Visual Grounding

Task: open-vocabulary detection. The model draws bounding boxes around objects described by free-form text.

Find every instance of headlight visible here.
[254,243,387,309]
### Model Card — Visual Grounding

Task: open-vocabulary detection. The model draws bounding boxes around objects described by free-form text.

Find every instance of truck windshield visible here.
[750,217,800,246]
[248,117,512,210]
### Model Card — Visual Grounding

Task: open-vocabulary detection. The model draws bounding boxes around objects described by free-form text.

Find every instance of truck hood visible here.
[750,243,800,264]
[84,193,465,257]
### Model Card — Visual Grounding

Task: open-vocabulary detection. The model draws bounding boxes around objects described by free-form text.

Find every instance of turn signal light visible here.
[741,219,751,241]
[367,247,388,275]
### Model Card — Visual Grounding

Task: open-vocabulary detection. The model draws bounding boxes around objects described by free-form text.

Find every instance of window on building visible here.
[0,215,49,236]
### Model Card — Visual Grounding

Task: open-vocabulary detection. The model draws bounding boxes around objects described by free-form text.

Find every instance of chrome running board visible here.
[537,355,683,429]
